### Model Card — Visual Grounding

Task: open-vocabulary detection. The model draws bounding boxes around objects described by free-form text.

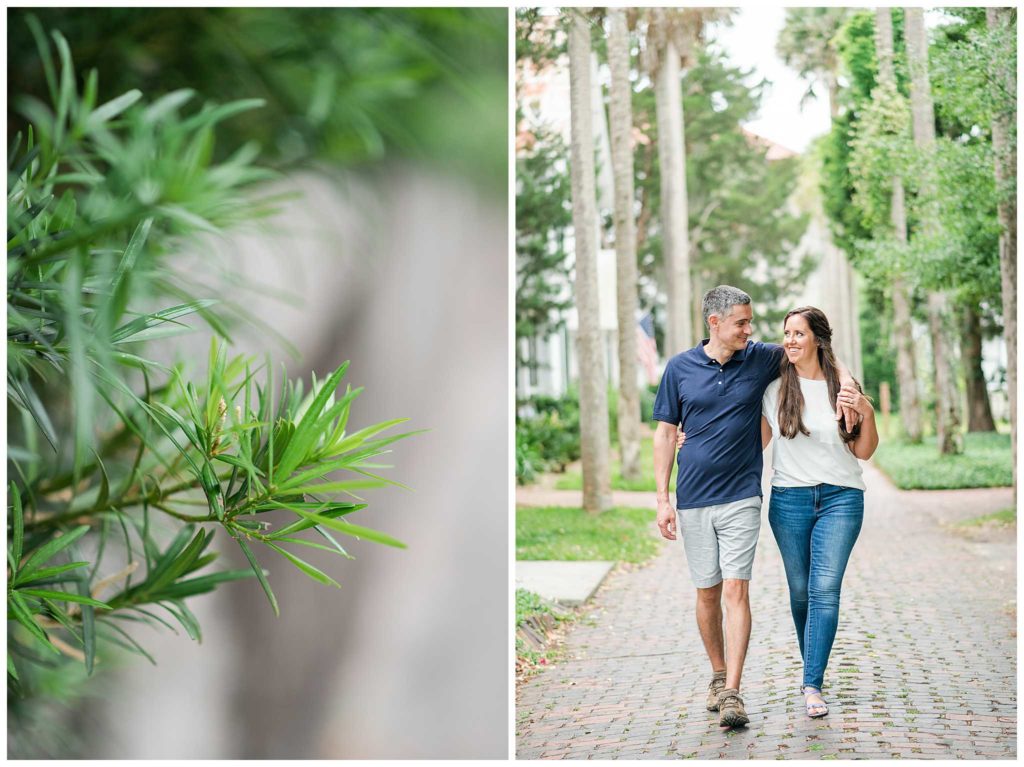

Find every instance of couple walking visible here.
[652,285,879,728]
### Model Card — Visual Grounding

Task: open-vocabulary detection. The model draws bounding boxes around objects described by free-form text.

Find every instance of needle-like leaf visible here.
[265,542,340,588]
[235,537,278,616]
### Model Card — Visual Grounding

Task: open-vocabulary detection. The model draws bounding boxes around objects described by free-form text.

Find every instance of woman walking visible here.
[761,307,879,718]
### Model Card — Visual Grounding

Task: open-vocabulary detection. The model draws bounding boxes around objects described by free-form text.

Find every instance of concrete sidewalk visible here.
[516,561,616,607]
[516,462,1016,759]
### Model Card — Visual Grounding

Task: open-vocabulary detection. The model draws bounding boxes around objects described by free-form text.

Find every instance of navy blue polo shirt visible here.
[653,339,784,510]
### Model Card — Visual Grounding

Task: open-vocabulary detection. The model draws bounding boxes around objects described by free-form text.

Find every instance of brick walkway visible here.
[516,462,1016,759]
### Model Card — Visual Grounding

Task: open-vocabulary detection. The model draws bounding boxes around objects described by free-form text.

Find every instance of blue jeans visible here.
[768,483,863,690]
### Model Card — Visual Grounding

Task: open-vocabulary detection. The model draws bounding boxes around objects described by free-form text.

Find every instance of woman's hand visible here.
[676,427,686,449]
[838,384,873,418]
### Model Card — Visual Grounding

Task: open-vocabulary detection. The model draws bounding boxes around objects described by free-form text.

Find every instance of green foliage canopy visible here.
[7,7,507,192]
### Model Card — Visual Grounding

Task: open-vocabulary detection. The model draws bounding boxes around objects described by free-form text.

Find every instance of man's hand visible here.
[834,365,862,432]
[835,400,859,433]
[838,383,873,417]
[676,427,686,449]
[656,497,677,541]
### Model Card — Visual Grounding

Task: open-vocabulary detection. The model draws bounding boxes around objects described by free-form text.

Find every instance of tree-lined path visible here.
[516,460,1015,759]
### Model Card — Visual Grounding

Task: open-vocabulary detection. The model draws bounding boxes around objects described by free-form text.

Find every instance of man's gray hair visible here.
[702,285,751,328]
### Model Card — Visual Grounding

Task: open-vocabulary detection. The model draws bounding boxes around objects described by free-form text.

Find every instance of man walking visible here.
[652,285,855,727]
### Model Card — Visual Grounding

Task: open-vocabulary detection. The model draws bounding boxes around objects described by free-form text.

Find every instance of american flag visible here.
[636,312,659,385]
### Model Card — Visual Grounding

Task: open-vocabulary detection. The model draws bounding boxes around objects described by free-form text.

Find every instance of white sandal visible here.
[801,686,829,718]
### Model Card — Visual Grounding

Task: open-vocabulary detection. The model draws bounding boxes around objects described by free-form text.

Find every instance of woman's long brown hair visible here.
[777,307,862,445]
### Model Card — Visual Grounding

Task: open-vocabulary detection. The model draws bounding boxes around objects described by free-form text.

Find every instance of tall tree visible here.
[777,8,847,119]
[606,9,642,482]
[777,8,862,382]
[987,6,1017,496]
[962,305,996,431]
[567,8,612,514]
[643,9,695,355]
[904,7,963,455]
[929,16,999,434]
[632,48,810,342]
[875,8,924,442]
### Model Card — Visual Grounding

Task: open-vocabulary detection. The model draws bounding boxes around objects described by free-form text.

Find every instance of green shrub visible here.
[641,384,658,423]
[515,393,581,478]
[606,384,657,443]
[515,440,542,485]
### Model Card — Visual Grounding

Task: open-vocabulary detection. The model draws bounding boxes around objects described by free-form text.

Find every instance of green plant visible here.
[7,25,414,697]
[8,8,508,193]
[515,587,558,626]
[515,392,582,478]
[515,588,573,673]
[515,440,542,485]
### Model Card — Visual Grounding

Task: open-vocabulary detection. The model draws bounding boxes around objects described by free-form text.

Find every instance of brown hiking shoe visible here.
[718,688,749,728]
[705,670,728,711]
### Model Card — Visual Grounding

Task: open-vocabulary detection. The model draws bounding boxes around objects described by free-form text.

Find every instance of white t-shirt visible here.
[761,377,866,491]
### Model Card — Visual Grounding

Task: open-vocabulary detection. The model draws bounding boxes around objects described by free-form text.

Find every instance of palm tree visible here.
[874,7,924,443]
[904,7,964,455]
[987,7,1017,498]
[567,8,612,513]
[640,9,697,355]
[607,9,643,483]
[777,8,863,384]
[777,8,848,120]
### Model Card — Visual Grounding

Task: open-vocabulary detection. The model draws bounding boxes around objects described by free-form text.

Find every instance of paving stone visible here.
[516,463,1016,759]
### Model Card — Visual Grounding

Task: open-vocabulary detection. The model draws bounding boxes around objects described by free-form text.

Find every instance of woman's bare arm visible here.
[761,415,772,450]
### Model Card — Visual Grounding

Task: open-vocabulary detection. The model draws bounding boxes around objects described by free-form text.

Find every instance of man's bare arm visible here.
[840,384,880,459]
[833,358,859,432]
[653,421,678,540]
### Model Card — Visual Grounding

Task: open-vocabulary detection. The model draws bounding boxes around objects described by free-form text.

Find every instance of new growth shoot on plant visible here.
[7,20,417,697]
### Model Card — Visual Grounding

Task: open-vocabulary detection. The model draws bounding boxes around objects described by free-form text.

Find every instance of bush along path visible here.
[515,461,1015,759]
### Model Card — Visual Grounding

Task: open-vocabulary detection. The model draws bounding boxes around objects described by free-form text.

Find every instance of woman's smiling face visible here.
[783,312,818,366]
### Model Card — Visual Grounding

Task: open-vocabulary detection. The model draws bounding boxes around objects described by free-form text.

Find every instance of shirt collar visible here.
[697,339,749,364]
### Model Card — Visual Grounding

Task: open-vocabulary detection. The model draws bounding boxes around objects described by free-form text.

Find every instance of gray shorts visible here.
[677,496,762,588]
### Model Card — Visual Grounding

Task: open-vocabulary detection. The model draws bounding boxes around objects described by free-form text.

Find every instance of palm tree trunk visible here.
[905,7,963,455]
[567,8,612,513]
[607,9,642,482]
[876,8,923,442]
[819,48,863,384]
[654,29,693,355]
[987,7,1016,499]
[962,304,996,432]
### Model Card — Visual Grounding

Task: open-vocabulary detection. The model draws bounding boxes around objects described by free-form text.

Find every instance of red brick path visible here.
[516,462,1016,759]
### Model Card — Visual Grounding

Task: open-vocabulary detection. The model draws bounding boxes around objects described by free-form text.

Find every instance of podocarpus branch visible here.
[7,23,416,693]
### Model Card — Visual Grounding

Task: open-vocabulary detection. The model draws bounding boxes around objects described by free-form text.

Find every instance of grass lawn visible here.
[955,507,1016,527]
[872,431,1012,490]
[554,436,675,492]
[516,506,661,563]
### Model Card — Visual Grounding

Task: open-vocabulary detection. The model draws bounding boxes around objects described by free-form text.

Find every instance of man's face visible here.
[711,303,754,350]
